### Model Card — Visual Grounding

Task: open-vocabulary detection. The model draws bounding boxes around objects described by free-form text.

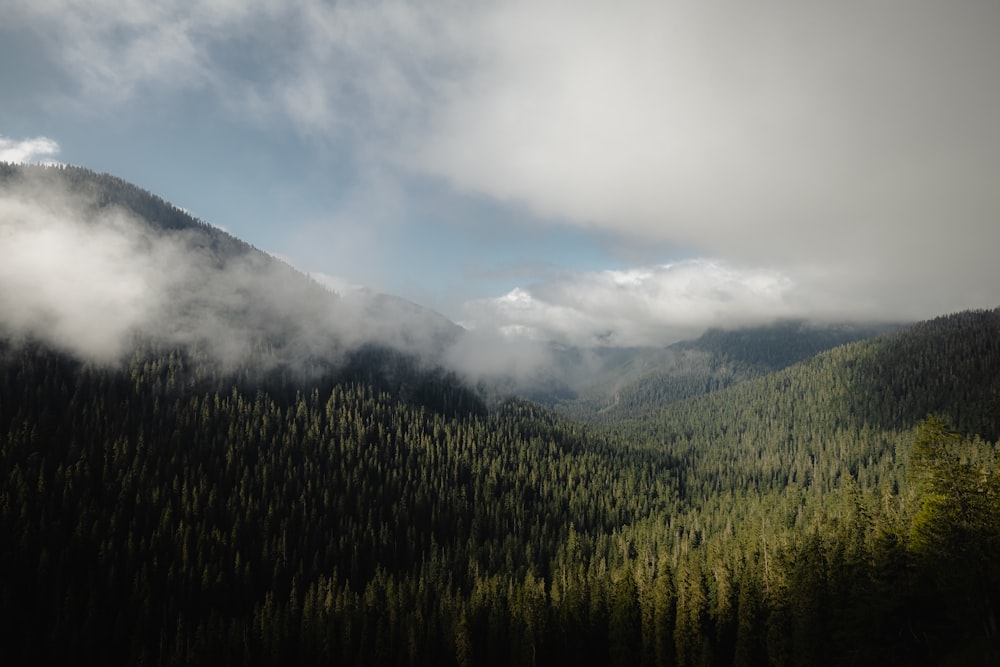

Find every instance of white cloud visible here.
[8,0,1000,333]
[308,271,364,296]
[0,183,181,360]
[460,260,799,347]
[0,169,349,365]
[0,135,61,164]
[414,0,1000,322]
[8,0,461,138]
[416,1,1000,248]
[0,166,465,368]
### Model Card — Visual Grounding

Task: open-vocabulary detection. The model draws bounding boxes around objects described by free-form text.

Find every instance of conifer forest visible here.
[2,165,999,665]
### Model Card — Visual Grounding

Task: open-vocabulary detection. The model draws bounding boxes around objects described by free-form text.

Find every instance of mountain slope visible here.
[615,309,1000,507]
[3,298,998,665]
[0,162,462,372]
[2,162,999,664]
[555,319,901,421]
[1,162,904,412]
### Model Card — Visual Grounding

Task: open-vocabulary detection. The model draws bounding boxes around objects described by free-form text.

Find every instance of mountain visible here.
[0,162,904,410]
[334,286,463,359]
[3,306,998,665]
[553,319,902,420]
[622,308,1000,499]
[0,162,466,394]
[2,163,999,665]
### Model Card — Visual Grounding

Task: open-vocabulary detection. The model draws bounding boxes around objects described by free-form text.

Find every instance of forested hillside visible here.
[2,165,998,665]
[2,310,999,665]
[556,320,900,422]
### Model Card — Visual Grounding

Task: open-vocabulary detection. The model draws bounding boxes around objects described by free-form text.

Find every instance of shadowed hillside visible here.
[555,320,900,421]
[2,165,998,665]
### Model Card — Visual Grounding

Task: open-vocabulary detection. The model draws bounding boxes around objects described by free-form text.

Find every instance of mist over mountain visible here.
[3,302,998,665]
[2,163,905,405]
[554,319,904,420]
[0,163,463,371]
[3,162,1000,664]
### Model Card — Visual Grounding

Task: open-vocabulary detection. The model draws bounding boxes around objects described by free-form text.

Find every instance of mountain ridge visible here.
[552,318,903,421]
[3,161,998,664]
[0,162,468,375]
[1,161,906,411]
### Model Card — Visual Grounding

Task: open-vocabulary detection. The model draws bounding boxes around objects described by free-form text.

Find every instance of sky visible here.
[2,0,999,348]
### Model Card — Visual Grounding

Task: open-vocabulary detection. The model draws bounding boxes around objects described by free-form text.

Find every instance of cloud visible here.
[443,326,555,387]
[0,168,349,365]
[0,174,186,360]
[7,0,461,139]
[0,135,61,164]
[459,260,800,347]
[308,271,365,296]
[9,0,231,106]
[0,166,466,367]
[414,0,1000,321]
[418,1,1000,245]
[8,0,1000,334]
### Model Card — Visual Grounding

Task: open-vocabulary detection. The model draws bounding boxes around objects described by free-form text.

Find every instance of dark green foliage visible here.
[849,312,1000,439]
[4,310,1000,665]
[0,340,677,665]
[557,320,899,421]
[3,163,1000,665]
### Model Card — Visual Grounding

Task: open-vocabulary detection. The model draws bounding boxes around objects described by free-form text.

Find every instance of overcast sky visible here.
[2,0,998,347]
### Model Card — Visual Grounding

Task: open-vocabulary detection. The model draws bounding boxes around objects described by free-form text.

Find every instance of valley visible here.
[1,165,998,665]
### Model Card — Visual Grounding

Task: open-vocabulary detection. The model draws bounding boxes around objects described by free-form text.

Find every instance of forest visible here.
[1,165,999,665]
